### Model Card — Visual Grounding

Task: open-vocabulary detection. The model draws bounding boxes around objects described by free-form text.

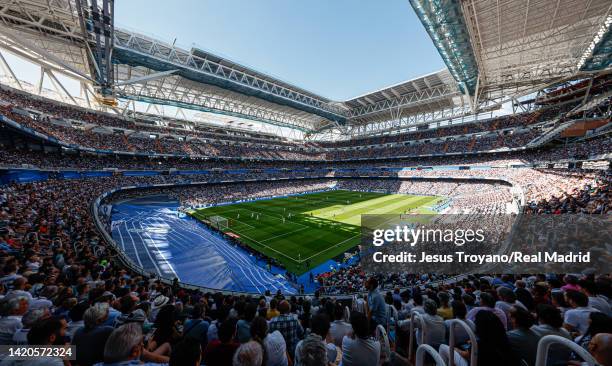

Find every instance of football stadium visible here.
[0,0,611,365]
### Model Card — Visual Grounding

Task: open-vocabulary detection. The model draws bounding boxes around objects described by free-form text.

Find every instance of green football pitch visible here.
[189,190,443,274]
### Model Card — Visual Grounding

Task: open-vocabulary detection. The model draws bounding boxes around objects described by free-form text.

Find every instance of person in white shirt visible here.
[329,303,352,347]
[0,296,28,344]
[250,316,288,366]
[12,308,49,345]
[341,311,380,366]
[353,294,366,314]
[414,299,447,350]
[580,280,612,317]
[564,290,600,335]
[467,292,508,330]
[0,317,66,366]
[495,286,527,330]
[3,278,33,305]
[0,263,22,290]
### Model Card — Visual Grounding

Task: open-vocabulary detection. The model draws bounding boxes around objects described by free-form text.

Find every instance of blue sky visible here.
[114,0,445,101]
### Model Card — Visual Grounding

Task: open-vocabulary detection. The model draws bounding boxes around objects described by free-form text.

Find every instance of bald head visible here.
[590,333,612,366]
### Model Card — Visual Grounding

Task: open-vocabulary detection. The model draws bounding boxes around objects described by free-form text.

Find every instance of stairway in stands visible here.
[442,142,449,153]
[154,138,164,154]
[122,134,136,152]
[466,136,476,152]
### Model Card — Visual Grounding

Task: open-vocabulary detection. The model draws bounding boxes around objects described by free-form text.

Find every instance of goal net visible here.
[208,215,229,230]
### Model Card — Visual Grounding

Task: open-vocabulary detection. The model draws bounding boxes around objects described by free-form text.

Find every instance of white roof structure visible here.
[462,0,612,102]
[0,0,609,139]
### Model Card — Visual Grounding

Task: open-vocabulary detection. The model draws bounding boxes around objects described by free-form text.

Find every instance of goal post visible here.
[208,215,229,230]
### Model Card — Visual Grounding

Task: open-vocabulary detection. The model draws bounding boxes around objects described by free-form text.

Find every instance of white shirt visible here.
[4,290,33,304]
[11,328,29,345]
[0,316,23,345]
[29,297,52,311]
[263,330,288,366]
[564,307,600,334]
[588,296,611,316]
[341,336,380,366]
[329,320,352,347]
[0,274,21,289]
[353,298,366,313]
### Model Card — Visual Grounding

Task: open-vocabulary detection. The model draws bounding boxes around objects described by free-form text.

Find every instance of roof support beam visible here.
[115,69,178,86]
[0,49,22,89]
[347,84,460,119]
[0,28,92,82]
[46,68,78,105]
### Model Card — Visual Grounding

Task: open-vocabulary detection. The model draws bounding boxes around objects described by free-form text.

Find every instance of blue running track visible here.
[110,195,296,294]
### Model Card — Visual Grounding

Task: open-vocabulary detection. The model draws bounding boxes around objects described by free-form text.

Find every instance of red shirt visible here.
[203,340,239,366]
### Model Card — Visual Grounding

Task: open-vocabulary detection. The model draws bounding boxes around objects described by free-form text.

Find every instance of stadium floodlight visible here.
[208,215,229,230]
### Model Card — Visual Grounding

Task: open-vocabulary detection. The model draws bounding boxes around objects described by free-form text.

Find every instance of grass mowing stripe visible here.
[190,190,443,274]
[326,195,414,221]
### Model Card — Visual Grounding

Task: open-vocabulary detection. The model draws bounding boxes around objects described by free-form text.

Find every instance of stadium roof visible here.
[0,0,610,137]
[112,28,346,133]
[342,69,462,126]
[459,0,611,101]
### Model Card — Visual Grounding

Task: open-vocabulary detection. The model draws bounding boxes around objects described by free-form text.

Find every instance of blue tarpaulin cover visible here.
[111,195,296,294]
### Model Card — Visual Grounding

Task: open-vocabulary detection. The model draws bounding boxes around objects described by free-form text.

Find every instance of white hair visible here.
[22,308,48,328]
[83,302,109,328]
[232,340,263,366]
[103,323,143,363]
[3,295,28,314]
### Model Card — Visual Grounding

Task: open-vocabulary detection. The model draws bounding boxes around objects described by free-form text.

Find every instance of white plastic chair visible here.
[376,324,391,364]
[408,312,425,360]
[416,344,447,366]
[447,319,478,366]
[535,335,598,366]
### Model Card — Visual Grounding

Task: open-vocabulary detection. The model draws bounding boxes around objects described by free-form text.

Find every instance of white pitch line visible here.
[299,233,361,263]
[221,225,302,262]
[232,208,309,229]
[260,226,309,243]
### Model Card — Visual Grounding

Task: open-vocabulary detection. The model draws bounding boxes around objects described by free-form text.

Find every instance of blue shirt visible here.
[367,289,387,325]
[184,318,210,344]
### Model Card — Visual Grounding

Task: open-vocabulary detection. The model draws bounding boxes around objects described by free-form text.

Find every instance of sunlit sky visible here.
[2,0,445,101]
[114,0,445,100]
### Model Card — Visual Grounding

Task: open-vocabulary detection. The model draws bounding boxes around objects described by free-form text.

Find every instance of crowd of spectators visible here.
[318,104,574,148]
[1,243,610,366]
[2,84,609,162]
[1,131,610,173]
